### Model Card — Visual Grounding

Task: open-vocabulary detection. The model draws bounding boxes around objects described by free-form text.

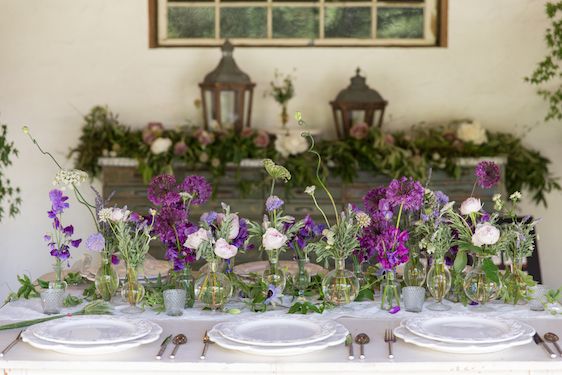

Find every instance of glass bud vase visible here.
[195,259,233,310]
[94,253,119,302]
[404,253,426,287]
[263,249,286,291]
[380,272,401,311]
[426,259,452,311]
[502,259,532,305]
[294,258,311,301]
[463,255,501,311]
[50,260,67,291]
[169,265,195,308]
[121,264,145,314]
[322,257,359,306]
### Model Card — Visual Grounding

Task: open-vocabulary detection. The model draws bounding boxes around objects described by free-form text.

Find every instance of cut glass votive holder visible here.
[403,286,426,313]
[40,289,65,315]
[164,289,186,316]
[529,284,548,311]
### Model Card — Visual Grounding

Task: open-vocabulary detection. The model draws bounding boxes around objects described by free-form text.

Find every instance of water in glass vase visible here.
[121,264,145,314]
[463,255,501,312]
[169,265,195,308]
[380,272,401,311]
[426,259,452,311]
[294,258,311,301]
[195,259,233,310]
[263,249,286,291]
[322,258,359,305]
[94,253,119,301]
[404,253,426,287]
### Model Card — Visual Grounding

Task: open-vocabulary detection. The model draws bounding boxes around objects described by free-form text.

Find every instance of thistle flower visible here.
[356,211,371,228]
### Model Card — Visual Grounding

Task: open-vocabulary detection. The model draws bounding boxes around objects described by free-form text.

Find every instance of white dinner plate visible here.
[214,316,338,347]
[403,315,527,344]
[208,321,348,356]
[22,321,162,355]
[393,323,534,354]
[30,316,153,345]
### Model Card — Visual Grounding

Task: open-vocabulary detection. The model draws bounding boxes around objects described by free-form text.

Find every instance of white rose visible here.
[150,137,172,154]
[274,133,308,158]
[214,238,238,259]
[217,213,240,240]
[460,197,482,215]
[184,228,208,250]
[456,121,488,145]
[262,228,288,251]
[472,223,500,247]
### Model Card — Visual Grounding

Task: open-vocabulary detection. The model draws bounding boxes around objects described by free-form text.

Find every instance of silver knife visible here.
[533,333,557,359]
[0,330,22,357]
[156,334,172,360]
[345,334,354,360]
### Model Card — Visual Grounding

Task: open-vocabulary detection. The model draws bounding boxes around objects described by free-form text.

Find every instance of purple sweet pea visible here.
[49,189,69,214]
[389,306,401,314]
[111,254,120,265]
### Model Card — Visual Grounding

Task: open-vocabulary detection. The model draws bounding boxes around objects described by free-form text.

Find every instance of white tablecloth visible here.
[1,296,562,375]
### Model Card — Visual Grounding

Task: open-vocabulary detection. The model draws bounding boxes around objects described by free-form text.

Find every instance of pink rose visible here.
[262,227,288,251]
[384,133,395,145]
[142,122,164,145]
[240,128,254,138]
[173,141,188,156]
[253,130,270,148]
[195,129,215,146]
[214,238,238,259]
[349,122,369,140]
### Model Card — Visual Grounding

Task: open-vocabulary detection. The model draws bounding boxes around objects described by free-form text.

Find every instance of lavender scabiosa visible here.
[265,196,284,212]
[475,161,501,189]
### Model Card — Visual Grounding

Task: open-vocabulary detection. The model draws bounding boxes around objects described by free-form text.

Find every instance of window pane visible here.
[376,7,424,39]
[221,7,267,38]
[272,7,319,39]
[325,7,371,38]
[167,7,215,38]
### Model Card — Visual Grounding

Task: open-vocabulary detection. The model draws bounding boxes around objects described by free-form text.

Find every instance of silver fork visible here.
[384,329,396,359]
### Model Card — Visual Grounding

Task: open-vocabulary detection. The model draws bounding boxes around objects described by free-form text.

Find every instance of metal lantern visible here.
[199,40,255,133]
[330,68,388,139]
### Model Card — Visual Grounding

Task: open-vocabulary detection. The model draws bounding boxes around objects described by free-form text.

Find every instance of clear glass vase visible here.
[322,257,359,306]
[502,259,533,305]
[94,253,119,302]
[352,256,367,287]
[169,265,195,308]
[50,260,67,290]
[121,264,145,314]
[380,272,401,311]
[463,255,501,311]
[195,259,233,310]
[404,253,426,287]
[294,258,311,301]
[263,249,286,291]
[426,259,452,311]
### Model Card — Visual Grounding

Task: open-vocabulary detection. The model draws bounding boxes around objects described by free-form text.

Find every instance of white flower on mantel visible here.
[456,121,488,145]
[274,132,309,157]
[150,137,172,154]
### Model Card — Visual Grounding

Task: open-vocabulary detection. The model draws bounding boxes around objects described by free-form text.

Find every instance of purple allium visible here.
[153,206,188,243]
[86,233,105,252]
[375,227,410,271]
[265,195,284,212]
[385,177,424,212]
[356,217,389,262]
[363,187,387,217]
[475,161,501,189]
[147,175,180,206]
[180,175,212,206]
[49,189,69,214]
[434,191,449,206]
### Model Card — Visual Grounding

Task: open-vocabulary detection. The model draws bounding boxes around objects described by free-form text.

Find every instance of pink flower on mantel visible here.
[253,130,270,148]
[349,122,369,140]
[384,133,395,145]
[142,122,164,145]
[240,128,254,138]
[173,141,188,156]
[195,128,215,146]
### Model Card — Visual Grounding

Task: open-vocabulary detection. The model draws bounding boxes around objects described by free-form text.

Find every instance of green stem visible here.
[311,193,331,228]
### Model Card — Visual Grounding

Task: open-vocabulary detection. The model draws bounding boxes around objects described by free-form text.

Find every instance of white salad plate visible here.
[22,321,162,355]
[30,316,153,345]
[393,323,534,354]
[403,315,527,344]
[214,316,338,347]
[208,321,348,356]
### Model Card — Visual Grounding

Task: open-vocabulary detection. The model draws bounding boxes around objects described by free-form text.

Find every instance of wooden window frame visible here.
[148,0,447,48]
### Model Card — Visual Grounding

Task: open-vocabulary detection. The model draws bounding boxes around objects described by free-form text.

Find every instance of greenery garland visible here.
[70,106,560,206]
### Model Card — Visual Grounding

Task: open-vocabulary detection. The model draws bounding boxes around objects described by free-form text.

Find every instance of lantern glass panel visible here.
[351,110,365,125]
[204,89,214,126]
[220,90,238,127]
[243,90,251,127]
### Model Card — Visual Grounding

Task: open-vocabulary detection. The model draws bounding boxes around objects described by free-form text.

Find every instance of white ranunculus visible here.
[456,121,488,145]
[262,228,288,251]
[274,133,309,158]
[472,223,500,247]
[214,238,238,259]
[184,228,208,250]
[460,197,482,216]
[217,213,240,240]
[150,137,172,154]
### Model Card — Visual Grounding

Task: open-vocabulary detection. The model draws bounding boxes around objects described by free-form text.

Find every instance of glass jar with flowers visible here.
[448,161,505,311]
[266,69,295,131]
[188,203,249,310]
[249,159,304,292]
[43,189,82,291]
[412,189,454,311]
[148,174,213,308]
[101,207,155,314]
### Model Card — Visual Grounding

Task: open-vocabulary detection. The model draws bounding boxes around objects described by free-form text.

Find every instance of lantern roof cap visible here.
[334,68,385,104]
[202,40,252,85]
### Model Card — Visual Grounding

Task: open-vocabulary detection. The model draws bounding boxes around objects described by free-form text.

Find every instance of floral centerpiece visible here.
[186,203,249,310]
[100,207,155,313]
[248,159,304,292]
[148,174,212,307]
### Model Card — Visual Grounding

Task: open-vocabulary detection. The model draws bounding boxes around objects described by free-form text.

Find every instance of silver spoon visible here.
[355,333,370,360]
[169,334,187,359]
[544,332,562,356]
